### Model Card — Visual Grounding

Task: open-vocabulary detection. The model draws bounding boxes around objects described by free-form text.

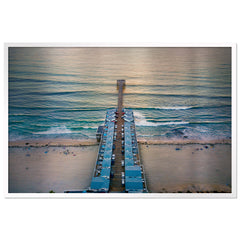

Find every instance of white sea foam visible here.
[82,126,98,129]
[136,121,189,126]
[133,111,189,127]
[34,126,72,135]
[155,106,193,110]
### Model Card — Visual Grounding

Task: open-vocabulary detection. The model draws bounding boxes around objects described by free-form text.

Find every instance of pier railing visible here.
[132,116,148,192]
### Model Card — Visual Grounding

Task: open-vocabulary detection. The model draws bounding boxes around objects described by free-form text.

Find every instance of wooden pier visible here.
[64,79,147,193]
[109,80,126,192]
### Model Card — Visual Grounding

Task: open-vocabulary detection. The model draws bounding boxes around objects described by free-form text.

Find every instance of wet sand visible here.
[8,140,231,193]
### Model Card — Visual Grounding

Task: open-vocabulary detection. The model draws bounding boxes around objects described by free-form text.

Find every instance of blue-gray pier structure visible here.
[65,80,147,193]
[89,80,147,193]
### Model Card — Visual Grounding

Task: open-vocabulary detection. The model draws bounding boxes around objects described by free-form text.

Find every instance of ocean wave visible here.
[33,125,99,135]
[155,106,193,110]
[190,120,231,125]
[33,126,72,135]
[131,105,231,111]
[12,90,98,97]
[126,83,231,89]
[133,111,189,127]
[81,126,98,129]
[55,108,107,112]
[10,70,78,77]
[133,111,230,127]
[10,106,109,112]
[125,92,231,99]
[136,121,189,127]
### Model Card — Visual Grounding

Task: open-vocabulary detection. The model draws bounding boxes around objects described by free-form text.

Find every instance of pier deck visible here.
[76,79,148,194]
[64,79,147,194]
[109,80,125,192]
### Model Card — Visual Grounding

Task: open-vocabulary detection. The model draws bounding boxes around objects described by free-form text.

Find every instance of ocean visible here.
[8,47,231,142]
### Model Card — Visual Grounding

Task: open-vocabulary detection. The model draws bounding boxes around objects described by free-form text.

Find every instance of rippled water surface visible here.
[9,47,231,141]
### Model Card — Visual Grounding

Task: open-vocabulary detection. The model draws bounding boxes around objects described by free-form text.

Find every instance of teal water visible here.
[8,47,231,141]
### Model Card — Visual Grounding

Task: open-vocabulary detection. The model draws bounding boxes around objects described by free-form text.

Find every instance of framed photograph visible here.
[5,43,236,198]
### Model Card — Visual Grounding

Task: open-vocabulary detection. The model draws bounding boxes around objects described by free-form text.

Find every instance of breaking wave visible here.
[33,126,72,135]
[155,106,193,110]
[133,111,189,127]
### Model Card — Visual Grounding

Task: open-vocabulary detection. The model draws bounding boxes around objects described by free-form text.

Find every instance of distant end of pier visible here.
[117,79,126,89]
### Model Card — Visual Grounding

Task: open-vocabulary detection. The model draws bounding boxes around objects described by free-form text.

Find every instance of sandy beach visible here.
[8,139,231,194]
[140,143,231,193]
[9,143,98,193]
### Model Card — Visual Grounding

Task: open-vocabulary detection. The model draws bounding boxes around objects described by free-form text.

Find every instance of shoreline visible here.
[137,138,231,145]
[8,138,99,147]
[8,137,231,147]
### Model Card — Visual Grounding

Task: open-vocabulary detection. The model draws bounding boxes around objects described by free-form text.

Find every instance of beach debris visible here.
[26,153,31,157]
[25,167,29,170]
[63,149,70,155]
[204,145,209,149]
[44,151,48,154]
[73,154,76,156]
[200,148,203,150]
[25,142,29,145]
[175,147,181,151]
